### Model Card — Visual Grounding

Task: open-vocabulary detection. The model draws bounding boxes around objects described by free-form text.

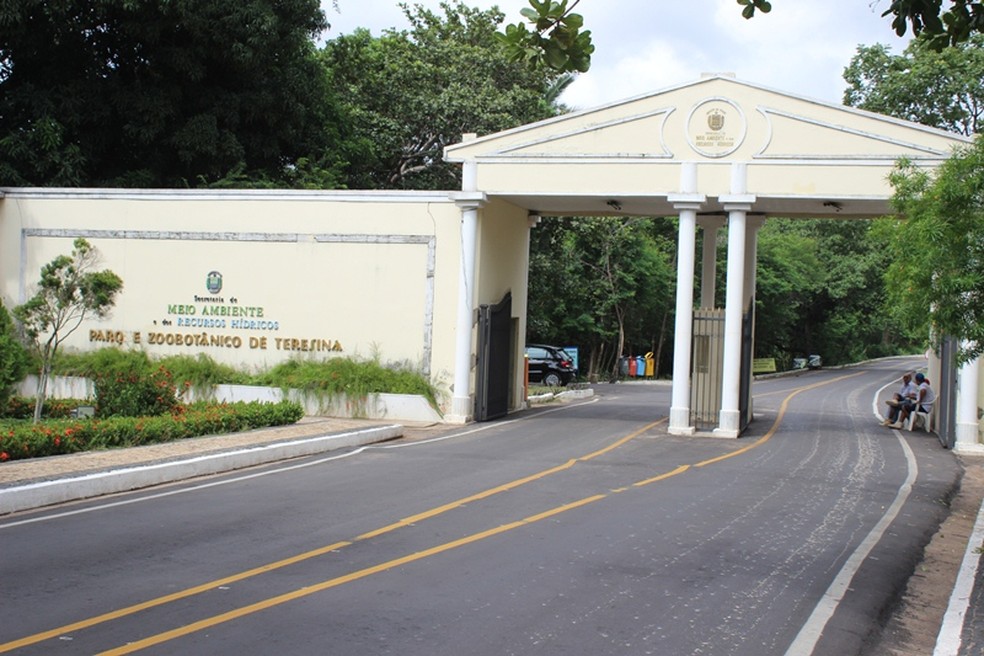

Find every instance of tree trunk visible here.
[32,363,50,424]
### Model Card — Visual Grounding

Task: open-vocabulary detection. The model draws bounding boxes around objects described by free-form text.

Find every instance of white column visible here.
[698,216,725,309]
[668,162,705,435]
[954,351,983,454]
[447,190,486,424]
[716,163,755,438]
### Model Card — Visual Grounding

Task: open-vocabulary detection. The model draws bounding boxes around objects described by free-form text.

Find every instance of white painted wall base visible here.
[16,376,444,424]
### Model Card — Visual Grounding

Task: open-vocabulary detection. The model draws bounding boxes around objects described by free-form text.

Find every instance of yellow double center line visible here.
[2,373,859,654]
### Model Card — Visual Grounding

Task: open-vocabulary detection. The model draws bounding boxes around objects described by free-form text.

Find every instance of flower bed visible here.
[0,400,303,462]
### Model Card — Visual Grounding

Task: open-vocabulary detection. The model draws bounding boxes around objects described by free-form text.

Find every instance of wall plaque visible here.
[686,98,746,158]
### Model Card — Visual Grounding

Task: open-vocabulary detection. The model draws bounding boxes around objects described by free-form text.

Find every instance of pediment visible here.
[445,75,968,164]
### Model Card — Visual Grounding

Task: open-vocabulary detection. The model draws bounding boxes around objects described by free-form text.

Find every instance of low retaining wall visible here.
[17,376,444,424]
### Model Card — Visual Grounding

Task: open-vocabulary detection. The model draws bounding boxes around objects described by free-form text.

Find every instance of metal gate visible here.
[691,309,724,430]
[474,293,512,422]
[936,337,959,449]
[691,306,753,433]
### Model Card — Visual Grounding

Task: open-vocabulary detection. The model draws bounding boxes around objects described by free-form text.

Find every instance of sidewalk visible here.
[0,416,449,515]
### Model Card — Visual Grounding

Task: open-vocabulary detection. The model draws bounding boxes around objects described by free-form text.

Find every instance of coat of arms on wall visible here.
[206,271,223,295]
[686,98,746,158]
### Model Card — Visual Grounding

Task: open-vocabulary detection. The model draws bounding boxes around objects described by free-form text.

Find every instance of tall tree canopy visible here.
[0,0,343,187]
[879,137,984,363]
[527,217,676,380]
[843,34,984,135]
[322,1,568,190]
[501,0,984,75]
[843,31,983,362]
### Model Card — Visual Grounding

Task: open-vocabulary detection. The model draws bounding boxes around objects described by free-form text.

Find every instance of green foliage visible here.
[0,302,29,409]
[0,0,345,187]
[0,401,303,462]
[322,1,567,189]
[3,396,79,420]
[156,354,252,388]
[51,348,251,390]
[881,0,984,49]
[740,1,983,49]
[255,357,438,408]
[737,0,773,20]
[881,136,984,363]
[753,219,916,366]
[527,217,676,378]
[94,366,180,418]
[497,0,594,73]
[843,34,983,135]
[14,239,123,423]
[48,348,433,405]
[754,222,823,367]
[51,347,149,378]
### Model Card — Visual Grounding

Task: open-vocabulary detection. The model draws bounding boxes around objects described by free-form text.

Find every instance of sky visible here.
[320,0,913,111]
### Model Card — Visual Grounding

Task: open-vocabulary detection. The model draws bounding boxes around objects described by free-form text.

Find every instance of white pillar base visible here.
[446,395,473,424]
[668,407,695,435]
[713,409,741,439]
[954,422,984,454]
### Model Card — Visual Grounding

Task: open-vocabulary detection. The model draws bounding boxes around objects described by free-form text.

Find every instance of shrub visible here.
[256,357,438,408]
[3,396,80,420]
[0,400,303,461]
[93,365,180,418]
[0,303,29,409]
[157,353,252,388]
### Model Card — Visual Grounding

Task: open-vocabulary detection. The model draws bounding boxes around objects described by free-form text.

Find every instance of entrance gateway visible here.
[1,75,981,446]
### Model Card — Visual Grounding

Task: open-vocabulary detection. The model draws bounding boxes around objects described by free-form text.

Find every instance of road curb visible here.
[0,424,403,515]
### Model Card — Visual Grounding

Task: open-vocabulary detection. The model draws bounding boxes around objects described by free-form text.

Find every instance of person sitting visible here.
[882,372,918,426]
[889,373,936,429]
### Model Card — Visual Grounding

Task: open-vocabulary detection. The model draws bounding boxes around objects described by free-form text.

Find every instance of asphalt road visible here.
[0,358,961,655]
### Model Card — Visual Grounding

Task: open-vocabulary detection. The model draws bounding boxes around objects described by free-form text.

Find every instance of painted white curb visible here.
[0,424,402,515]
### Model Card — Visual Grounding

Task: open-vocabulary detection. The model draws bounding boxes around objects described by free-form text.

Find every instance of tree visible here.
[0,0,345,188]
[499,0,983,75]
[0,302,30,411]
[527,217,675,381]
[14,239,123,423]
[750,219,911,367]
[843,34,984,135]
[742,1,983,49]
[878,136,984,364]
[497,0,593,73]
[322,1,567,189]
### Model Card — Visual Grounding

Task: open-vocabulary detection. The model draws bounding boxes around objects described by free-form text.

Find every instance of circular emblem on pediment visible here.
[686,98,746,158]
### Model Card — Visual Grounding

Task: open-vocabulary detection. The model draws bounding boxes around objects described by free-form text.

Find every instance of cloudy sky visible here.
[321,0,912,110]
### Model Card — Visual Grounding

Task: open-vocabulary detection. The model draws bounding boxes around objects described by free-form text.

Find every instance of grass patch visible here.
[47,348,438,407]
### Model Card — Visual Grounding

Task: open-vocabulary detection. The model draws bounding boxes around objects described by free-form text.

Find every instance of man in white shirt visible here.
[890,372,936,429]
[882,372,918,426]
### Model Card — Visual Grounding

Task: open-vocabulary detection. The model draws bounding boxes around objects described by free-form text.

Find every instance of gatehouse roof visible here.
[445,74,971,219]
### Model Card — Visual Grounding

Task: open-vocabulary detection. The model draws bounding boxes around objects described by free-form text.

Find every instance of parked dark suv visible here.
[525,344,576,387]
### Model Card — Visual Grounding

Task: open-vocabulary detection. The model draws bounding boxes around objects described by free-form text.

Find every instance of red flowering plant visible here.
[94,366,180,418]
[0,400,303,461]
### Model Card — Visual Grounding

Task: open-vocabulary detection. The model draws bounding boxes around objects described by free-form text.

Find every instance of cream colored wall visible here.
[0,189,463,413]
[475,199,532,411]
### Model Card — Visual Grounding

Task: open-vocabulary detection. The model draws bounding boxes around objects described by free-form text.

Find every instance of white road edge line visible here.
[0,397,599,529]
[933,494,984,656]
[783,432,918,656]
